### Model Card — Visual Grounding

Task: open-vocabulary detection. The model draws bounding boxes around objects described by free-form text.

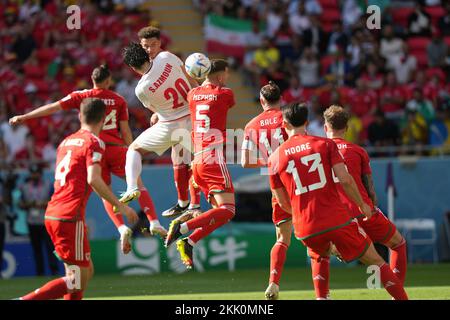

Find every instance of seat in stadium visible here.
[411,51,429,68]
[320,8,341,24]
[35,47,59,65]
[444,36,450,47]
[390,7,415,28]
[425,6,446,27]
[320,55,334,75]
[395,218,438,263]
[318,0,339,10]
[426,68,446,82]
[407,37,431,52]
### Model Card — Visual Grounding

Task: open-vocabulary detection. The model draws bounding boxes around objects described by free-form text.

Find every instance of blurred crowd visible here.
[1,0,450,174]
[197,0,450,157]
[0,0,174,171]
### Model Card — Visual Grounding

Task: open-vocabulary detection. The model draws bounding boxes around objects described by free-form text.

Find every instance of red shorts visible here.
[358,207,397,244]
[192,152,234,201]
[304,221,371,263]
[102,145,128,184]
[45,219,91,267]
[272,196,291,226]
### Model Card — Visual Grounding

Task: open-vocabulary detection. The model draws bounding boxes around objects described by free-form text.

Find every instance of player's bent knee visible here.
[386,231,405,248]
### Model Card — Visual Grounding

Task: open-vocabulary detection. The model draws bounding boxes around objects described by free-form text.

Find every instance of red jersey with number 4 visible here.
[58,88,128,145]
[45,129,105,221]
[332,137,374,217]
[188,84,235,154]
[268,134,352,240]
[243,108,288,161]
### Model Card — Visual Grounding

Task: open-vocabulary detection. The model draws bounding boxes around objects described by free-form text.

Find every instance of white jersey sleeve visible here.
[134,51,191,121]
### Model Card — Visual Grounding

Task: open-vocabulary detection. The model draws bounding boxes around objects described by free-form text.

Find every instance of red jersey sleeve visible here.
[85,138,105,168]
[118,98,129,122]
[59,91,83,110]
[328,139,345,167]
[224,88,235,109]
[360,148,372,175]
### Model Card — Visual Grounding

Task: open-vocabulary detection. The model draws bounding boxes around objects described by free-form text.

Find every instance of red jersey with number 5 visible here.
[242,108,288,161]
[268,134,352,240]
[59,88,129,145]
[332,137,374,217]
[45,129,105,221]
[188,84,235,154]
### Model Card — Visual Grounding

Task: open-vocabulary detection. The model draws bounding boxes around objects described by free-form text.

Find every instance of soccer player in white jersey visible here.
[120,41,195,214]
[137,27,201,217]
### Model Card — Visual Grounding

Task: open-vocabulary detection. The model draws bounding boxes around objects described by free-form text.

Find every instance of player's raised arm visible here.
[333,162,372,219]
[9,101,62,126]
[87,163,138,224]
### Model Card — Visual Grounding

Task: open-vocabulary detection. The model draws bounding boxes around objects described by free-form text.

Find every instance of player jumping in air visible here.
[164,59,236,269]
[135,26,201,217]
[121,40,201,220]
[268,102,408,300]
[19,98,138,300]
[241,81,291,299]
[8,65,165,251]
[321,105,407,296]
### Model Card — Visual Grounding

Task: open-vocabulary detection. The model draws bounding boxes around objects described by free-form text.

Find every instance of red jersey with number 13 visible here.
[45,129,105,221]
[58,88,129,145]
[268,134,352,239]
[188,84,235,153]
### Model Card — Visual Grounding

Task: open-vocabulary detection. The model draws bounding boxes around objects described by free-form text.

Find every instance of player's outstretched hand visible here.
[360,203,373,221]
[122,206,139,225]
[150,113,159,126]
[9,115,25,126]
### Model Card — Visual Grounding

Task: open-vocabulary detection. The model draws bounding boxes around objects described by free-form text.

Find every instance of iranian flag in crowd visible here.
[205,14,261,61]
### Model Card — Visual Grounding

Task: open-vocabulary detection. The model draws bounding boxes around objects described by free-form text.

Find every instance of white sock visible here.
[187,238,196,247]
[180,223,189,234]
[125,149,142,192]
[178,200,189,208]
[188,204,200,209]
[150,220,161,229]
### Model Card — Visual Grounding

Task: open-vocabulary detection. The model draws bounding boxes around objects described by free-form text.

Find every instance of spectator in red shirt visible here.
[282,76,303,104]
[14,133,43,167]
[361,61,383,91]
[379,72,406,121]
[348,78,378,126]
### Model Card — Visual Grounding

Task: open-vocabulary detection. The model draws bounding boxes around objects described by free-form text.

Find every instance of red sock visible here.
[189,175,201,207]
[189,218,230,243]
[22,278,68,300]
[138,187,157,222]
[174,164,189,202]
[311,257,330,299]
[103,199,124,228]
[63,291,83,300]
[186,204,235,230]
[390,238,407,285]
[380,263,408,300]
[269,241,289,285]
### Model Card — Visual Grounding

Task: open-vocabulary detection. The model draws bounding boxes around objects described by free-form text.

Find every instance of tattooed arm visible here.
[362,173,378,207]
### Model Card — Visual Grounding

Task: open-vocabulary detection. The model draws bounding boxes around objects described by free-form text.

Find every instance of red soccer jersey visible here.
[243,108,288,161]
[188,84,235,153]
[332,137,374,218]
[45,129,105,221]
[268,134,352,240]
[58,88,129,145]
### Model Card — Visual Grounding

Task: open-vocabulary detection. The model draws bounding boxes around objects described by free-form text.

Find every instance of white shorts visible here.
[133,115,192,159]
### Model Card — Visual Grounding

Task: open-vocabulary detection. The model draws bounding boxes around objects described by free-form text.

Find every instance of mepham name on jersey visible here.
[148,63,173,93]
[336,143,348,149]
[192,94,218,101]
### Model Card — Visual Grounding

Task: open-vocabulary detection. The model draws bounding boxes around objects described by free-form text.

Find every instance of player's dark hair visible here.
[80,98,106,125]
[260,81,281,104]
[138,26,161,40]
[208,59,228,75]
[281,102,309,127]
[323,105,350,130]
[123,42,150,69]
[91,64,110,84]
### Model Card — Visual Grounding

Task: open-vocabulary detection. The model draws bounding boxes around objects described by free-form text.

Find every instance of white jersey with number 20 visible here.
[135,51,192,122]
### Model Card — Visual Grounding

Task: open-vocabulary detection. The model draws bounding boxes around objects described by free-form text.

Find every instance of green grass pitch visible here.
[1,264,449,300]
